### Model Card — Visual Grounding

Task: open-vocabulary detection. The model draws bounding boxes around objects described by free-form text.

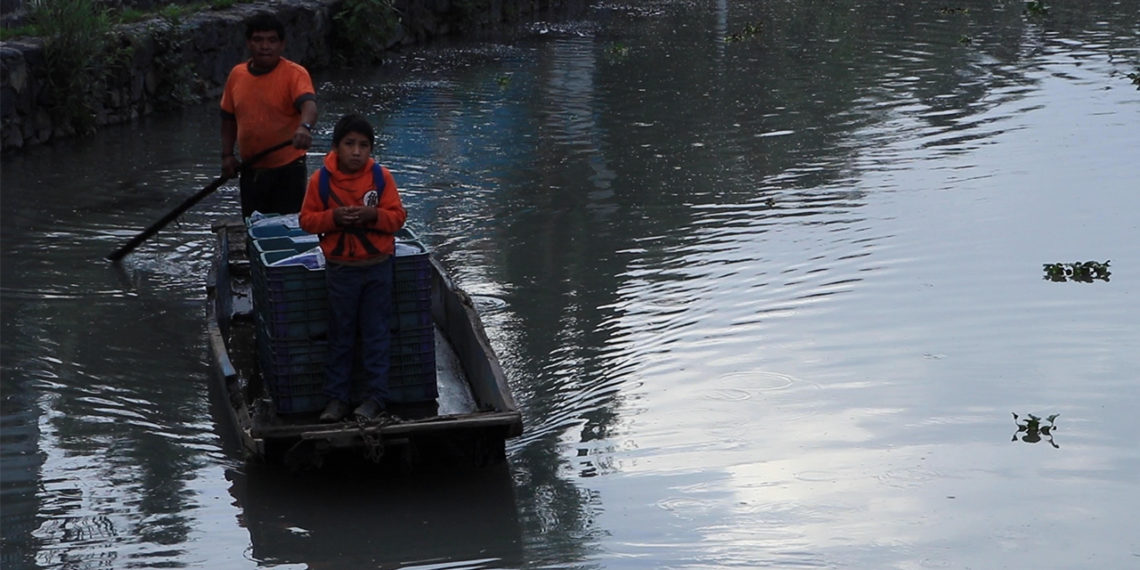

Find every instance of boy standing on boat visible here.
[220,14,318,218]
[299,114,407,423]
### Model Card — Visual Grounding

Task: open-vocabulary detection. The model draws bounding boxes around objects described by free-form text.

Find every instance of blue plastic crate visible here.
[257,333,327,366]
[252,236,318,256]
[256,300,329,340]
[393,284,431,304]
[264,373,327,414]
[394,296,431,315]
[394,270,431,294]
[390,358,435,380]
[252,265,327,301]
[252,271,327,302]
[395,240,429,260]
[258,354,324,379]
[391,326,434,356]
[252,237,295,254]
[256,333,328,415]
[387,351,430,373]
[248,223,309,241]
[393,236,431,295]
[394,227,426,246]
[252,279,327,305]
[257,249,325,272]
[393,309,432,331]
[389,380,438,404]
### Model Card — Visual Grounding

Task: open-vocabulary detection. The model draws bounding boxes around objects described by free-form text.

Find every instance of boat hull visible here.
[205,219,522,469]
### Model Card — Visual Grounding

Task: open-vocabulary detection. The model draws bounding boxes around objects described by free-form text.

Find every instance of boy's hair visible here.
[332,114,376,147]
[245,14,285,40]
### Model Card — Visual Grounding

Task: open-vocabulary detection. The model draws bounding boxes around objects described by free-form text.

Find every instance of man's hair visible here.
[332,114,376,147]
[245,14,285,41]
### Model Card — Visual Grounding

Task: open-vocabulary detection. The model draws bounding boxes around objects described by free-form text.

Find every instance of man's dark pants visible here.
[240,157,307,218]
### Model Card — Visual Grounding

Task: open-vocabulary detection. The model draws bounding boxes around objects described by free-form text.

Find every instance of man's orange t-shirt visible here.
[220,58,315,169]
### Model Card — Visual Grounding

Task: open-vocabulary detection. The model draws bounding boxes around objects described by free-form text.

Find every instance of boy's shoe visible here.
[353,399,386,422]
[319,399,350,423]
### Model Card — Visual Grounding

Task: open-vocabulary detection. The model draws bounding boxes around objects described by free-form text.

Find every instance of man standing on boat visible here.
[220,14,318,218]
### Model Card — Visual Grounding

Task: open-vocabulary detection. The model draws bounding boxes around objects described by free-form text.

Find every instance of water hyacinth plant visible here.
[1012,413,1059,448]
[1042,260,1111,282]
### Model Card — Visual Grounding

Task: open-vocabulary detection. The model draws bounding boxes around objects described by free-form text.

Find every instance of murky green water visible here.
[3,1,1139,568]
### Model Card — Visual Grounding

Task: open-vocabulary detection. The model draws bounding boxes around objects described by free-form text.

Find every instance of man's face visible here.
[247,30,284,71]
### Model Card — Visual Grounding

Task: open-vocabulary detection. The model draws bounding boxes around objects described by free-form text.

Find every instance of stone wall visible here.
[0,0,573,153]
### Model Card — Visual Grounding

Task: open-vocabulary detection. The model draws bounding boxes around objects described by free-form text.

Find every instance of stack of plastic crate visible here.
[248,219,329,415]
[388,229,438,405]
[248,220,438,415]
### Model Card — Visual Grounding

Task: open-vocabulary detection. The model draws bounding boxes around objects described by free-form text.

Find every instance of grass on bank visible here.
[0,0,241,41]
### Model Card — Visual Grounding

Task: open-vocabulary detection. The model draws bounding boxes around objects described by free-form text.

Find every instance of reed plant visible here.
[27,0,114,135]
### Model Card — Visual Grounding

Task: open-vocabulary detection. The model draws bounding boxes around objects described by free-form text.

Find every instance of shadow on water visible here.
[228,461,523,569]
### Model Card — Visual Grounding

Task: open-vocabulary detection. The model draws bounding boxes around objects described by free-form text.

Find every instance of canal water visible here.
[3,1,1139,568]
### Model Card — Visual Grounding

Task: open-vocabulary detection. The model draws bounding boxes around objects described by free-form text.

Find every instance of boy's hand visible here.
[333,206,356,226]
[356,206,378,226]
[333,206,378,227]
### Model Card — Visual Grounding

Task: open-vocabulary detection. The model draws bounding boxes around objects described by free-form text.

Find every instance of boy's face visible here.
[335,132,372,174]
[247,30,284,71]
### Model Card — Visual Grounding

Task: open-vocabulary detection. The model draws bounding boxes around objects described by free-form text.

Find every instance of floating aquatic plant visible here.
[1024,1,1049,16]
[958,34,973,45]
[607,43,630,57]
[939,7,970,15]
[1042,260,1111,282]
[1012,412,1059,448]
[726,21,763,43]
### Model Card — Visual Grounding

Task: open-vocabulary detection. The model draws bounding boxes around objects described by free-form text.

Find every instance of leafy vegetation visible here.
[449,0,491,31]
[1042,260,1111,282]
[149,11,200,108]
[0,25,38,41]
[4,1,249,36]
[27,0,116,135]
[333,0,402,65]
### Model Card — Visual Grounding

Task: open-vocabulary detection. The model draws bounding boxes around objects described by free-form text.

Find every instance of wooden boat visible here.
[205,218,522,469]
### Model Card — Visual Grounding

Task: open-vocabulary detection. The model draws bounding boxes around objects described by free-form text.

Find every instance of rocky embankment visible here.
[1,0,570,153]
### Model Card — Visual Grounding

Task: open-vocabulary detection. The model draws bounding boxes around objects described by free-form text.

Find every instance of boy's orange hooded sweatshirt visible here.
[299,152,407,264]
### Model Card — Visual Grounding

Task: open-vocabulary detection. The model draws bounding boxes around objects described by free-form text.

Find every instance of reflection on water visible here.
[230,463,522,569]
[3,0,1139,568]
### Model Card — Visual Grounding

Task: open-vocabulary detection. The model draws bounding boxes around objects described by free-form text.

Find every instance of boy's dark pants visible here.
[323,258,394,406]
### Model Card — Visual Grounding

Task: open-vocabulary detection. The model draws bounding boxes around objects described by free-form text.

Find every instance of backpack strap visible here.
[371,163,384,201]
[318,166,342,208]
[318,163,385,207]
